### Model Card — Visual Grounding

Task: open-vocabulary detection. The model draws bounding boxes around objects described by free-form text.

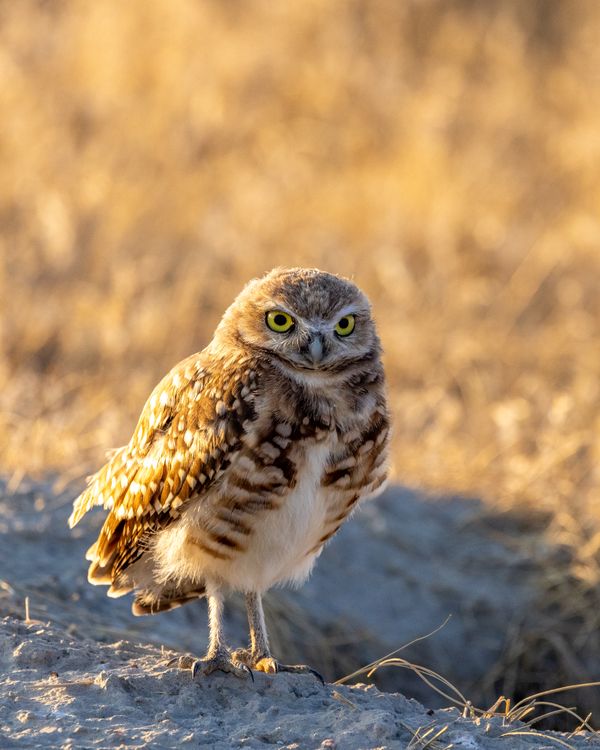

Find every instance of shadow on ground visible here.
[0,476,563,709]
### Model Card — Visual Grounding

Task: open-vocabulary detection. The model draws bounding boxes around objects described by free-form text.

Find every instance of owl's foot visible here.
[170,650,253,680]
[193,649,254,681]
[231,650,324,684]
[258,658,325,684]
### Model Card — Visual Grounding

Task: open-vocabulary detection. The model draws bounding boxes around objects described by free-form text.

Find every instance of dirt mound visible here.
[0,477,539,704]
[3,617,598,749]
[2,476,599,747]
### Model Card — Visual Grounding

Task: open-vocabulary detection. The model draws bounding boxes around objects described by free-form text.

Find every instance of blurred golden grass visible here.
[1,0,600,721]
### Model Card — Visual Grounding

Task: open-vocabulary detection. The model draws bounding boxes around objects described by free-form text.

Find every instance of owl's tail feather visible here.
[87,559,112,585]
[131,586,207,616]
[85,531,121,588]
[68,446,130,528]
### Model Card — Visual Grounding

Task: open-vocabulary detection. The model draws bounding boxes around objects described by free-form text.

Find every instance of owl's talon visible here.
[277,663,325,684]
[253,656,325,684]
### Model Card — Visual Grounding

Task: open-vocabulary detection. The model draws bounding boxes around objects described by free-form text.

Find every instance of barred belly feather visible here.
[154,435,338,592]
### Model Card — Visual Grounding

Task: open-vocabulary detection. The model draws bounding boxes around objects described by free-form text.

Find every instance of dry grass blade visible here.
[334,616,452,686]
[524,708,581,729]
[508,682,600,716]
[402,721,453,750]
[365,657,470,711]
[568,713,594,738]
[331,690,357,710]
[500,729,576,750]
[517,701,595,733]
[506,704,537,723]
[483,695,511,718]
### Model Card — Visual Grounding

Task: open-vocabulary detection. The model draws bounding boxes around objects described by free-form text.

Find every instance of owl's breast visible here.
[154,429,338,592]
[153,398,389,593]
[219,432,338,591]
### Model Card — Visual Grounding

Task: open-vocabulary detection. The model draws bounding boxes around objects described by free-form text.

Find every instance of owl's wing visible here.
[68,352,256,592]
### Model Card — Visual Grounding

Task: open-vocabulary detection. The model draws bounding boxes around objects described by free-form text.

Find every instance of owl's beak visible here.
[307,334,324,364]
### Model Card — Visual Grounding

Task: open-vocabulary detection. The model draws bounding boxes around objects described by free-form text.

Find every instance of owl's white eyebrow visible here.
[327,305,358,321]
[264,302,294,316]
[263,303,359,325]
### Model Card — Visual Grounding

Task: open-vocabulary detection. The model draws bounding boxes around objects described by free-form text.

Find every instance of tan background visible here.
[1,0,599,721]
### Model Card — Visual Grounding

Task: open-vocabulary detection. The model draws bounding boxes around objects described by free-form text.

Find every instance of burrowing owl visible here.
[69,268,390,679]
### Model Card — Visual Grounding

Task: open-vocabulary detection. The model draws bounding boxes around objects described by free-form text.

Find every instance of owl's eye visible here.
[266,310,295,333]
[334,314,355,337]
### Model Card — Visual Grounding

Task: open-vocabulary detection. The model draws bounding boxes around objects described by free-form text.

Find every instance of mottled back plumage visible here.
[70,268,390,674]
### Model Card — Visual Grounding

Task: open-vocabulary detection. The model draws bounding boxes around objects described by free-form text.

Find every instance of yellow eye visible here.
[266,310,295,333]
[335,314,355,336]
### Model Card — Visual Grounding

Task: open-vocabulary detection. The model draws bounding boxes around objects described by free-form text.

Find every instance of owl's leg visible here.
[233,592,324,683]
[189,590,253,680]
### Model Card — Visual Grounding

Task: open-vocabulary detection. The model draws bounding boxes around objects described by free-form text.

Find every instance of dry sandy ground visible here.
[1,476,599,748]
[3,616,600,750]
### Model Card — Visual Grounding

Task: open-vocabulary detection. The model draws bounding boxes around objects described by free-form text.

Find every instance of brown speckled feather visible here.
[70,351,259,590]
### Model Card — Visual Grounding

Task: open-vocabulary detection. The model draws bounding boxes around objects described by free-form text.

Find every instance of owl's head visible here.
[217,268,380,374]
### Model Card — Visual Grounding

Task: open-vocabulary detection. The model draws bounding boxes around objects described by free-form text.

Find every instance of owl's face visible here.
[218,268,380,374]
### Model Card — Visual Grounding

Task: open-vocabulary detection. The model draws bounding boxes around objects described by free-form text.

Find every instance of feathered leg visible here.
[234,592,324,682]
[173,588,251,679]
[191,591,251,679]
